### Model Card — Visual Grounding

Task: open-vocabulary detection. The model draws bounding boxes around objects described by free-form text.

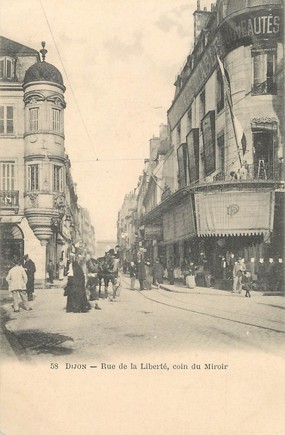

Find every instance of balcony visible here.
[0,190,19,212]
[213,162,283,183]
[251,81,277,96]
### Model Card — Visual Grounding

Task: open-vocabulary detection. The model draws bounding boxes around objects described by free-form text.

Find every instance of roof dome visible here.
[24,61,64,87]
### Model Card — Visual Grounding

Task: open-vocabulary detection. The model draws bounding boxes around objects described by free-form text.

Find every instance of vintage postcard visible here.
[0,1,284,434]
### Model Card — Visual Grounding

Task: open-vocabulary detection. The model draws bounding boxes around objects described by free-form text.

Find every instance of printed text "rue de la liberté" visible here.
[50,362,229,371]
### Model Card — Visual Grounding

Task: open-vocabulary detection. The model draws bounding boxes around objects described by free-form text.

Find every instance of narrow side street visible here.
[1,277,285,362]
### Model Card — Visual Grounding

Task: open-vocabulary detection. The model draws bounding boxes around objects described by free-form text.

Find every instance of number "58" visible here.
[50,362,59,369]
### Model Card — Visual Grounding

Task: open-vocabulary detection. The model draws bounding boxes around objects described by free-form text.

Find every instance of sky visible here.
[1,0,213,240]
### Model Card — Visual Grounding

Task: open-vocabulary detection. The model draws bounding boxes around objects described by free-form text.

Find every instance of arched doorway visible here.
[0,224,24,288]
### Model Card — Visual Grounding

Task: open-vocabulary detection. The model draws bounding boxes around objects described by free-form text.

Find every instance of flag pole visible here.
[216,50,243,167]
[226,93,243,167]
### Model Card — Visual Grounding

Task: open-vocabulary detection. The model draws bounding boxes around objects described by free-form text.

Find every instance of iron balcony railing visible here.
[251,80,277,96]
[0,190,19,208]
[213,162,283,182]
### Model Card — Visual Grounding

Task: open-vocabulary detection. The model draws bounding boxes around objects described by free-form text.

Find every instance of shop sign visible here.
[187,128,199,184]
[168,8,283,131]
[144,224,163,240]
[201,111,216,176]
[195,191,275,236]
[220,9,283,51]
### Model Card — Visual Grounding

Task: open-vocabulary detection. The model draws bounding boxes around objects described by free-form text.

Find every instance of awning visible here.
[195,191,275,237]
[0,216,23,224]
[163,196,196,243]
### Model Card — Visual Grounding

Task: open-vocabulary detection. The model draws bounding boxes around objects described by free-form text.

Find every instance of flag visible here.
[233,115,247,155]
[217,54,247,155]
[217,54,232,105]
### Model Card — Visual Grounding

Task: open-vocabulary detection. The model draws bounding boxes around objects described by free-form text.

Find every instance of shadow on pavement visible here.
[14,330,74,356]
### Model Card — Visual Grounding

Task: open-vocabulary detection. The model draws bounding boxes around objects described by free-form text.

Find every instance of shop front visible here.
[162,195,196,268]
[0,219,24,288]
[194,189,276,281]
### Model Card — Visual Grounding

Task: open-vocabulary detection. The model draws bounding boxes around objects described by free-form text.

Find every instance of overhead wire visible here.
[38,0,99,160]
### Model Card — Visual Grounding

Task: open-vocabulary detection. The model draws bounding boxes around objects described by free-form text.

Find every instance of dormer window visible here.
[0,57,15,80]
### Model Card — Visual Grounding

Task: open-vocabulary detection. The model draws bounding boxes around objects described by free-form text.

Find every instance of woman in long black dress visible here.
[65,260,90,313]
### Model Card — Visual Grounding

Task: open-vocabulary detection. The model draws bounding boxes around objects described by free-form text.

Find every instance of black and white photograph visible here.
[0,1,284,434]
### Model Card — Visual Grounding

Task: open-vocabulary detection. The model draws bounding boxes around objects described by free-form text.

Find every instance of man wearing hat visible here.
[23,254,36,301]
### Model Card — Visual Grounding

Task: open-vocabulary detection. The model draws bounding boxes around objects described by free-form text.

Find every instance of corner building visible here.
[141,0,284,281]
[0,37,94,285]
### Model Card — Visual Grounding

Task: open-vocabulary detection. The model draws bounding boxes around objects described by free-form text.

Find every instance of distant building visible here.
[95,240,117,258]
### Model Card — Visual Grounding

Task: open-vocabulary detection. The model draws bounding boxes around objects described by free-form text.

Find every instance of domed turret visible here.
[23,42,65,90]
[24,61,64,87]
[23,41,66,246]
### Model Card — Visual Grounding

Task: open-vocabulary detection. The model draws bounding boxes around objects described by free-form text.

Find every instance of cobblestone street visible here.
[1,276,285,362]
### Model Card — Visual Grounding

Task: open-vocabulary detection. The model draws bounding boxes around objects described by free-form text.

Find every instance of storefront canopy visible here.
[195,191,275,237]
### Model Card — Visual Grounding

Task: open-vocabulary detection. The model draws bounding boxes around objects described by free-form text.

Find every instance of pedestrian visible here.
[129,261,137,290]
[47,260,55,283]
[144,259,152,289]
[86,256,99,301]
[6,258,32,312]
[186,262,196,289]
[23,254,36,301]
[152,258,164,288]
[232,257,246,293]
[103,250,114,296]
[97,257,105,296]
[242,271,252,298]
[137,259,146,290]
[167,257,175,285]
[65,260,91,313]
[58,258,64,281]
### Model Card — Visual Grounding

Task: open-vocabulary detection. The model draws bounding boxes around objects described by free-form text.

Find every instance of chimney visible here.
[193,2,213,44]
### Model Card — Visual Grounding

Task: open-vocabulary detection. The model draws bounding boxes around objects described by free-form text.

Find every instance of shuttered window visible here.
[0,162,15,190]
[0,106,14,135]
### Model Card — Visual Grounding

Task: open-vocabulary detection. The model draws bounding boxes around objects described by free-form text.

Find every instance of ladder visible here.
[257,159,267,179]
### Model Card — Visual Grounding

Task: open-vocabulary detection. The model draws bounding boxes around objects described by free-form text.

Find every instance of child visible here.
[242,271,252,298]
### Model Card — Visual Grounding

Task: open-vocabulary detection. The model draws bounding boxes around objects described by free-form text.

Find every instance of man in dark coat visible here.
[23,254,36,301]
[152,259,164,288]
[65,260,90,313]
[167,257,175,285]
[137,259,146,290]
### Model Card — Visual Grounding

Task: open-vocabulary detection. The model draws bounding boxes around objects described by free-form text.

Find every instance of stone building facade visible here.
[0,37,95,285]
[118,0,284,287]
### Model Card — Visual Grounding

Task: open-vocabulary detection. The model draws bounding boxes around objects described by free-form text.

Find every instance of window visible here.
[176,123,181,145]
[0,57,14,79]
[252,48,277,95]
[0,106,14,135]
[52,108,60,132]
[29,108,39,131]
[217,133,225,174]
[0,162,15,190]
[177,143,188,188]
[187,129,199,184]
[216,69,224,112]
[200,90,206,120]
[187,107,193,132]
[28,165,39,191]
[253,130,274,179]
[53,165,63,192]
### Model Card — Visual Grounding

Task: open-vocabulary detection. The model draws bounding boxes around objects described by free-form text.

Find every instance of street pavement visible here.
[1,275,285,362]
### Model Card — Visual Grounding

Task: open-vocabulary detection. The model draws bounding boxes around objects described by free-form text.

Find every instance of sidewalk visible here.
[156,280,284,296]
[0,279,67,359]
